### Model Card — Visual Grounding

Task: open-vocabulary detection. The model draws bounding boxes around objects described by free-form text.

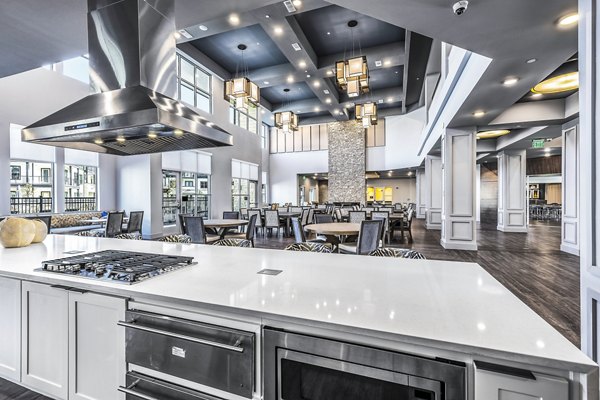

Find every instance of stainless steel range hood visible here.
[22,0,233,156]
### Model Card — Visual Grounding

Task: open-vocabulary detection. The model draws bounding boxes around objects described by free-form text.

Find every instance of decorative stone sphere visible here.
[0,218,36,248]
[31,219,48,243]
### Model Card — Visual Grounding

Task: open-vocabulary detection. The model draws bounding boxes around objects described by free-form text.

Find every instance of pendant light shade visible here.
[224,44,260,110]
[355,102,378,127]
[334,21,370,97]
[274,88,299,133]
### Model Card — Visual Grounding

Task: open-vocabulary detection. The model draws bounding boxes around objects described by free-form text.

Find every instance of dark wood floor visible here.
[0,379,50,400]
[255,218,581,347]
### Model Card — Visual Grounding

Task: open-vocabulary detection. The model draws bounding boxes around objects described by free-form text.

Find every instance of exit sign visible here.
[531,139,546,149]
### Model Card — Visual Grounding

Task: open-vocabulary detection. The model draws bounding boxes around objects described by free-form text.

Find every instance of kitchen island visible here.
[0,235,596,400]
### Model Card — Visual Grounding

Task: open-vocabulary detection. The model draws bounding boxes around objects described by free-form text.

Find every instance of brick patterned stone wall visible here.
[327,121,365,203]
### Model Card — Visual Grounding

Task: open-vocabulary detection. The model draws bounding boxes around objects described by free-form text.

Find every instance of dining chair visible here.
[314,214,334,224]
[369,248,426,259]
[290,206,303,213]
[184,216,219,244]
[371,211,390,245]
[212,238,252,247]
[348,211,367,224]
[178,213,192,235]
[223,211,240,219]
[248,209,264,236]
[225,214,258,247]
[333,208,343,222]
[306,208,315,225]
[291,217,327,244]
[124,211,144,234]
[339,220,382,255]
[300,209,309,226]
[401,210,415,242]
[92,211,123,238]
[379,207,394,215]
[240,208,248,219]
[158,234,192,243]
[264,210,282,237]
[284,242,333,253]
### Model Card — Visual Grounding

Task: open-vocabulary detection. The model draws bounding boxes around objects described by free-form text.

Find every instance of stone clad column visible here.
[416,167,426,219]
[425,155,442,229]
[561,121,579,255]
[497,149,527,233]
[327,121,365,203]
[440,127,477,250]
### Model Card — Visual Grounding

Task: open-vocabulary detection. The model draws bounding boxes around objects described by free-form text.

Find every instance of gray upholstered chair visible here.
[314,214,334,224]
[184,216,219,244]
[285,242,333,253]
[369,248,426,259]
[290,206,303,213]
[248,209,264,236]
[300,209,309,226]
[348,211,367,224]
[371,211,390,244]
[124,211,143,234]
[225,214,257,247]
[178,213,192,234]
[291,217,327,244]
[339,220,382,255]
[264,210,282,236]
[212,238,253,247]
[223,211,240,219]
[333,208,343,222]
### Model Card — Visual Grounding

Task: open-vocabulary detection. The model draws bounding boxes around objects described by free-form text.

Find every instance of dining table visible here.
[304,222,361,250]
[203,219,249,239]
[277,212,301,237]
[81,217,129,225]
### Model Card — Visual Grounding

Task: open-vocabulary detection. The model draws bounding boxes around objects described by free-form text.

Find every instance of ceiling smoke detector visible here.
[283,0,297,13]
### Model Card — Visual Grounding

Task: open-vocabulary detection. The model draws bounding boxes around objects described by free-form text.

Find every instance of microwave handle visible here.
[117,320,244,353]
[118,385,160,400]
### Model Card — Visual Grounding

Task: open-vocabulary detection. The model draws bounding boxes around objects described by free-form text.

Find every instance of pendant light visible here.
[335,20,369,98]
[274,88,299,133]
[224,44,260,110]
[355,102,378,128]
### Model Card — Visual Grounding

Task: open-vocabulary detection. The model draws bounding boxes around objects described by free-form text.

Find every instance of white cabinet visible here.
[68,291,126,400]
[0,277,21,381]
[21,282,126,400]
[475,364,568,400]
[21,282,69,399]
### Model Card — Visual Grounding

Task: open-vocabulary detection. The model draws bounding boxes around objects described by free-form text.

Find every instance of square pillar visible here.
[415,167,426,219]
[561,122,579,255]
[440,127,477,251]
[497,150,527,233]
[425,155,442,230]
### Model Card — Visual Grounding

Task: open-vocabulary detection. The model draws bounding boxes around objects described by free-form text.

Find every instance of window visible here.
[162,171,179,225]
[162,170,211,225]
[61,55,90,84]
[230,103,258,133]
[231,178,258,212]
[10,161,54,214]
[64,165,97,211]
[261,123,269,149]
[270,124,329,154]
[177,54,212,113]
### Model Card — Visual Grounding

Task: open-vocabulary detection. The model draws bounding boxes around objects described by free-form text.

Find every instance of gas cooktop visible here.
[37,250,196,284]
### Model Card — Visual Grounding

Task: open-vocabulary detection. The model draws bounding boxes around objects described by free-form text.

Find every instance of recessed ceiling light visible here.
[94,138,104,145]
[375,60,382,67]
[313,81,320,88]
[473,110,486,117]
[544,147,551,153]
[256,42,260,46]
[327,70,333,76]
[323,89,330,94]
[116,136,126,143]
[384,60,391,66]
[532,71,579,94]
[199,25,208,31]
[174,32,181,39]
[287,75,294,83]
[325,98,332,104]
[261,109,265,114]
[265,14,270,18]
[314,107,320,112]
[306,74,311,78]
[387,97,393,103]
[476,129,511,140]
[263,81,270,85]
[293,0,302,6]
[526,58,537,64]
[531,93,543,99]
[337,110,343,115]
[502,77,519,86]
[299,60,306,68]
[148,132,158,139]
[274,26,283,35]
[395,71,399,74]
[558,13,579,27]
[327,31,331,35]
[228,13,240,26]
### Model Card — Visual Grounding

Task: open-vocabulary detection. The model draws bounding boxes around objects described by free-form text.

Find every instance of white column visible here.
[415,167,426,219]
[425,155,442,230]
[476,164,481,223]
[579,0,600,363]
[497,150,527,233]
[54,149,65,213]
[440,127,477,251]
[561,122,580,255]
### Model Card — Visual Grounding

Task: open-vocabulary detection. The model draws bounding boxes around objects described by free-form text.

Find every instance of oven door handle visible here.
[117,320,245,353]
[118,385,160,400]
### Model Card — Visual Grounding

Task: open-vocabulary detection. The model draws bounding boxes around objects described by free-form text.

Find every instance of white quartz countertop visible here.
[0,235,594,371]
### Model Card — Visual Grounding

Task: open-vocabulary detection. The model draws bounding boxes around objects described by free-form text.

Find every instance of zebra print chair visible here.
[114,233,142,240]
[158,234,192,243]
[284,242,333,253]
[212,238,253,247]
[369,248,426,259]
[75,230,104,237]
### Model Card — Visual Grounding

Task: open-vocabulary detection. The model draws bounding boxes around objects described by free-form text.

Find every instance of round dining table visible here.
[304,222,361,251]
[203,219,248,239]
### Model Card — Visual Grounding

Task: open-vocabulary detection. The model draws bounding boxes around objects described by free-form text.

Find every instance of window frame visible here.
[176,53,212,114]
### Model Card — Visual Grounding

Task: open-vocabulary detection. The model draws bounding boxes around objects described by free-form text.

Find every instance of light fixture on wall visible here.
[335,21,369,98]
[274,88,299,133]
[224,44,260,111]
[355,102,378,128]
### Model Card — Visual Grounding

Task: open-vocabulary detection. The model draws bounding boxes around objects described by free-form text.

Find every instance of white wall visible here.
[366,178,416,204]
[269,151,328,204]
[367,108,428,171]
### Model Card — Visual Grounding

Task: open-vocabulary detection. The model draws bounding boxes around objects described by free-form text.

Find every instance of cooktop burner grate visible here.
[38,250,196,284]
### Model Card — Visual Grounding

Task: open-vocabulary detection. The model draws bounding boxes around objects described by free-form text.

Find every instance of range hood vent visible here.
[22,0,233,155]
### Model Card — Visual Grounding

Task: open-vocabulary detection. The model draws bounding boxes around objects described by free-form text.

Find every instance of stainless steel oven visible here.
[118,310,255,399]
[264,327,466,400]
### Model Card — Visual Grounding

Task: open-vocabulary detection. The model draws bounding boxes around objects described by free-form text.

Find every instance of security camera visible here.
[453,0,469,15]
